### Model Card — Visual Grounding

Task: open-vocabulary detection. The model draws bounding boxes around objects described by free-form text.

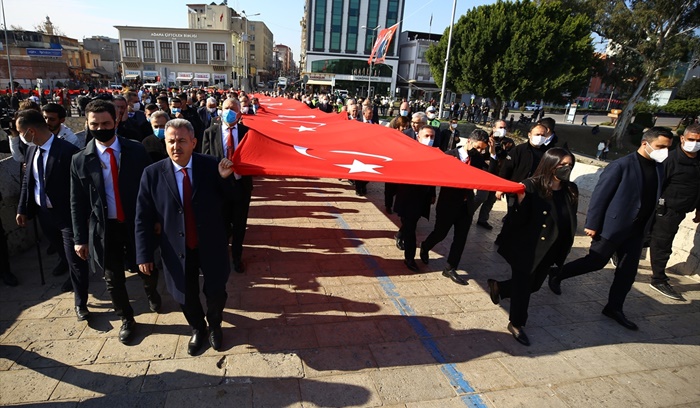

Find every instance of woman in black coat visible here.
[488,147,579,346]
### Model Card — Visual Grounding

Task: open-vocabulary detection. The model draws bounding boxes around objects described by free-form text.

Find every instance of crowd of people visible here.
[0,86,698,351]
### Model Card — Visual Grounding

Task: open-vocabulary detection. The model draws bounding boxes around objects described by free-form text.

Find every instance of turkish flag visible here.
[233,97,524,193]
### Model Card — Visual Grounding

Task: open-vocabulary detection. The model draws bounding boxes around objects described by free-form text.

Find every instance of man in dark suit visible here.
[402,112,426,140]
[550,127,674,330]
[15,109,91,320]
[141,111,170,163]
[135,118,236,355]
[201,97,252,273]
[420,129,497,285]
[70,99,161,344]
[0,191,18,286]
[197,97,220,130]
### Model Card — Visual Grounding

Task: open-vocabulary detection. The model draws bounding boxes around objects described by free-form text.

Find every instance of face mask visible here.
[419,137,434,146]
[132,102,141,110]
[89,128,115,143]
[427,113,436,120]
[682,140,700,153]
[222,109,238,125]
[171,108,181,115]
[646,144,668,163]
[555,166,572,182]
[400,110,409,117]
[153,128,165,139]
[450,123,458,129]
[208,107,217,114]
[145,98,151,103]
[493,128,506,137]
[241,107,249,114]
[530,135,546,146]
[20,130,36,147]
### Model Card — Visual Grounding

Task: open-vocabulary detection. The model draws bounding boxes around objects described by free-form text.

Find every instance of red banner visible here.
[233,96,524,193]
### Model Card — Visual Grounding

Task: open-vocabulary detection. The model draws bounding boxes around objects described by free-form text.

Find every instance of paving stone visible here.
[611,369,700,407]
[497,354,587,386]
[559,345,646,377]
[299,372,382,407]
[163,383,251,407]
[402,295,463,316]
[50,361,149,400]
[247,325,318,352]
[96,334,178,363]
[4,318,86,343]
[14,339,105,369]
[369,340,437,369]
[616,342,700,370]
[0,366,66,404]
[405,396,482,408]
[251,378,302,407]
[283,302,349,326]
[0,341,27,371]
[552,377,643,407]
[142,356,225,392]
[325,283,385,300]
[225,351,304,379]
[370,365,455,404]
[76,391,167,407]
[434,332,510,363]
[0,299,60,320]
[454,358,522,392]
[300,346,377,378]
[483,385,568,408]
[314,320,384,347]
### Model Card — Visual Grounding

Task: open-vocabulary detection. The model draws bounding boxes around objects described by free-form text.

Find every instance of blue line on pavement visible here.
[329,207,488,408]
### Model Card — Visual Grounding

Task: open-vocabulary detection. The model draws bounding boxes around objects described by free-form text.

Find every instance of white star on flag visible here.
[291,125,317,132]
[335,160,383,174]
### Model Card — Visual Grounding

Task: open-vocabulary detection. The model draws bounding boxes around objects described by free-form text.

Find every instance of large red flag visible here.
[368,24,399,65]
[233,97,524,193]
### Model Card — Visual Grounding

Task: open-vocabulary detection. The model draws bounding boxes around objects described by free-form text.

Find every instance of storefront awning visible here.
[176,76,192,81]
[124,74,139,80]
[306,79,333,86]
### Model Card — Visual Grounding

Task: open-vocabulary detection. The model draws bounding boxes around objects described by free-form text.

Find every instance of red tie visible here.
[226,127,234,161]
[181,168,198,249]
[106,148,125,222]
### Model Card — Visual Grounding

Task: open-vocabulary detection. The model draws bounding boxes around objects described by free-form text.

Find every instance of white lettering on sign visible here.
[150,32,198,39]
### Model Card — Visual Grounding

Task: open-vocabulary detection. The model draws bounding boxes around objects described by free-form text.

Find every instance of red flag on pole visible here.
[232,97,524,193]
[368,23,399,65]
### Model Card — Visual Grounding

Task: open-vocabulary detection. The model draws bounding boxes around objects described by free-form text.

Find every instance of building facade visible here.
[301,0,405,97]
[82,36,121,84]
[397,30,441,100]
[275,44,295,76]
[115,26,234,87]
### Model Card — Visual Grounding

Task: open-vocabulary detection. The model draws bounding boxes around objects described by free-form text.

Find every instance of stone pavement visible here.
[0,176,699,407]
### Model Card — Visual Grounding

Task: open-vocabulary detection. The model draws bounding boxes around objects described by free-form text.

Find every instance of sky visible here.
[2,0,493,62]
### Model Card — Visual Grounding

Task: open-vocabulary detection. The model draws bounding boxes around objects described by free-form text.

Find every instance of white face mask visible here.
[530,135,546,147]
[419,137,434,146]
[646,144,669,163]
[682,140,700,153]
[493,128,506,137]
[450,123,458,129]
[427,113,436,120]
[132,102,141,110]
[241,107,249,114]
[20,130,36,147]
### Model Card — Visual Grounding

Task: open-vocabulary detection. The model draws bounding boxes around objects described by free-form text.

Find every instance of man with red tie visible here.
[70,100,161,344]
[136,119,236,355]
[201,98,253,273]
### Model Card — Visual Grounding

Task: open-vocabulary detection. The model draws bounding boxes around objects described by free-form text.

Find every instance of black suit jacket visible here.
[70,137,151,273]
[435,148,496,215]
[135,153,232,304]
[201,123,253,192]
[18,136,79,225]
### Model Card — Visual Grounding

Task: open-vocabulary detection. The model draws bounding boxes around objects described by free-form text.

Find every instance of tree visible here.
[676,77,700,99]
[662,98,700,126]
[591,0,700,146]
[424,0,593,111]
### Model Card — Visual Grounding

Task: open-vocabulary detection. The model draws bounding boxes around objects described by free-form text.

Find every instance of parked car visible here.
[524,103,541,111]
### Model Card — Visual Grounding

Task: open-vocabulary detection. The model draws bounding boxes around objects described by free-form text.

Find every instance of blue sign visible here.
[27,48,62,57]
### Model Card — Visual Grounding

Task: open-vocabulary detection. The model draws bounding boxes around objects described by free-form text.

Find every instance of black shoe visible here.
[404,259,419,272]
[188,328,208,355]
[476,221,493,230]
[52,263,68,276]
[61,278,73,293]
[75,306,90,321]
[508,322,530,346]
[419,244,429,264]
[548,274,561,295]
[1,271,18,287]
[233,259,245,274]
[394,234,404,251]
[148,292,162,313]
[209,326,223,351]
[442,267,468,285]
[601,307,638,330]
[487,279,500,305]
[119,319,135,344]
[649,282,685,301]
[385,206,393,215]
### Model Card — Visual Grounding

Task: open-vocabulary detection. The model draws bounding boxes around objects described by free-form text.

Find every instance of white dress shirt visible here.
[32,135,54,208]
[220,123,241,180]
[172,157,194,204]
[95,138,121,219]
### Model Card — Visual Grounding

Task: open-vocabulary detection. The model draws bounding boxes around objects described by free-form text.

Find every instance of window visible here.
[346,0,359,53]
[330,0,343,52]
[142,40,156,62]
[160,42,173,63]
[417,45,429,59]
[313,0,326,51]
[385,0,400,56]
[212,44,225,61]
[177,42,191,64]
[416,64,432,79]
[124,40,138,57]
[195,43,208,64]
[364,0,380,54]
[249,44,255,51]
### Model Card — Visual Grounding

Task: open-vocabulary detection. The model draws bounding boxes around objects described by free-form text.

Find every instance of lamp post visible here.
[1,0,14,94]
[238,10,260,93]
[362,25,380,99]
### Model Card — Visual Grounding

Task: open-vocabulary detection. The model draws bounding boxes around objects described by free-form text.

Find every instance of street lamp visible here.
[362,25,380,99]
[237,10,260,93]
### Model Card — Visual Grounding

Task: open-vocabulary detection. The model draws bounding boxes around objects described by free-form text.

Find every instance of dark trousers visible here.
[498,256,554,327]
[399,215,420,261]
[422,200,475,268]
[104,220,159,321]
[37,208,89,307]
[355,180,368,195]
[0,220,10,277]
[559,231,645,311]
[180,248,227,331]
[384,183,397,209]
[225,181,252,262]
[475,191,497,223]
[649,207,686,284]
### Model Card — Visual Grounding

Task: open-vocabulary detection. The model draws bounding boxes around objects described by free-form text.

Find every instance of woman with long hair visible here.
[487,147,579,346]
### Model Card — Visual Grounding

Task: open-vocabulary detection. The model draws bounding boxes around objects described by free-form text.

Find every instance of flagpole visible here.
[1,0,13,94]
[364,25,380,100]
[438,0,457,120]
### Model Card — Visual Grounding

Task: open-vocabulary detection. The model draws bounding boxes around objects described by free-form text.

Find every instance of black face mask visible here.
[89,128,115,143]
[555,166,572,182]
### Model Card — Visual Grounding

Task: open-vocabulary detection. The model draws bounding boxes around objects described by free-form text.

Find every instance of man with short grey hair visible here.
[403,112,427,140]
[198,97,220,130]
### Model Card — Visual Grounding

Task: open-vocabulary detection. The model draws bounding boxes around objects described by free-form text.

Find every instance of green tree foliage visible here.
[591,0,700,145]
[677,77,700,99]
[424,0,593,106]
[663,98,700,126]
